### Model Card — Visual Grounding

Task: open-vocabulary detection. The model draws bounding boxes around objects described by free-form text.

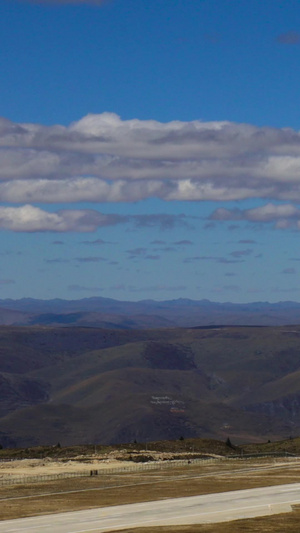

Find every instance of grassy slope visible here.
[1,325,300,446]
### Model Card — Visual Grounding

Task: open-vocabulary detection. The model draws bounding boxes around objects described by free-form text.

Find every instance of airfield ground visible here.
[1,456,300,531]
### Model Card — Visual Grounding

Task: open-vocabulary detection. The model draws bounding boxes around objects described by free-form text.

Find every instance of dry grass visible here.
[0,461,300,520]
[110,507,300,533]
[1,458,300,527]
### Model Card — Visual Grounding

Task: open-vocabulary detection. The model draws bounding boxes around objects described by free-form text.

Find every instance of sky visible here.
[1,0,300,303]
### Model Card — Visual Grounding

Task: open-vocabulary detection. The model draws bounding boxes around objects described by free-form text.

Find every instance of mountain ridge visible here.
[1,297,300,328]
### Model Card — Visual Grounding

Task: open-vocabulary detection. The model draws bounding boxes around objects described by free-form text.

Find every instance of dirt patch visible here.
[0,456,131,478]
[0,450,220,479]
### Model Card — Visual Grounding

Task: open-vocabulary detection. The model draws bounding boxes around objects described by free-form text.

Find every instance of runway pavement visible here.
[1,482,300,532]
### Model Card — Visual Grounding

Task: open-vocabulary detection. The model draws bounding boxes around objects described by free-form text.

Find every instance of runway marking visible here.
[6,500,300,533]
[51,499,300,533]
[2,486,300,533]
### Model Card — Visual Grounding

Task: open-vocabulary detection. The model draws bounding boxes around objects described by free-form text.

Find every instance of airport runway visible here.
[1,483,300,532]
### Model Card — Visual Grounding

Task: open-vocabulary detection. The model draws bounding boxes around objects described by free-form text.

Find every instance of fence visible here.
[0,457,216,487]
[228,452,296,459]
[0,453,298,487]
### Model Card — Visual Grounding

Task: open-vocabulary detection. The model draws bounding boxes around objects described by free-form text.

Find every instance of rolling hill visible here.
[1,324,300,447]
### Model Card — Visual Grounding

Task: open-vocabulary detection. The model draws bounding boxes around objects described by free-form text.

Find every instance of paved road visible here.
[1,483,300,533]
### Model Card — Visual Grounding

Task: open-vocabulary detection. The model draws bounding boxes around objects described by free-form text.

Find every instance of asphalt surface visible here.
[1,483,300,532]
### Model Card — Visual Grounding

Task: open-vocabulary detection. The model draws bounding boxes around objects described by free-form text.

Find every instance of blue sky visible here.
[1,0,300,302]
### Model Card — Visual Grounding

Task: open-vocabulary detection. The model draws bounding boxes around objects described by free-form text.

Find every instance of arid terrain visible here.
[0,438,237,481]
[1,439,300,532]
[2,324,300,447]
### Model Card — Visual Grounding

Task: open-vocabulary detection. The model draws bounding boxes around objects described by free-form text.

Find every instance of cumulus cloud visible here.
[211,203,300,229]
[0,205,123,232]
[3,113,300,206]
[0,205,187,233]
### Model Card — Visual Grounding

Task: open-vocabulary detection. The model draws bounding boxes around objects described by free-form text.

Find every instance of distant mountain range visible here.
[1,324,300,447]
[1,297,300,328]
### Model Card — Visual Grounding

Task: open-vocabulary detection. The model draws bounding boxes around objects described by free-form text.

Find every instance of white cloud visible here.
[211,203,300,229]
[1,113,300,205]
[0,205,188,232]
[0,178,168,203]
[0,205,117,232]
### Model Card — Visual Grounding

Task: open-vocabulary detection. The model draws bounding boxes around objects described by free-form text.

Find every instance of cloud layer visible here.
[211,203,300,229]
[2,113,300,231]
[1,113,300,206]
[0,205,188,232]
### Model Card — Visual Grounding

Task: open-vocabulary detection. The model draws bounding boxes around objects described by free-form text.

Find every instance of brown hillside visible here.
[1,325,300,447]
